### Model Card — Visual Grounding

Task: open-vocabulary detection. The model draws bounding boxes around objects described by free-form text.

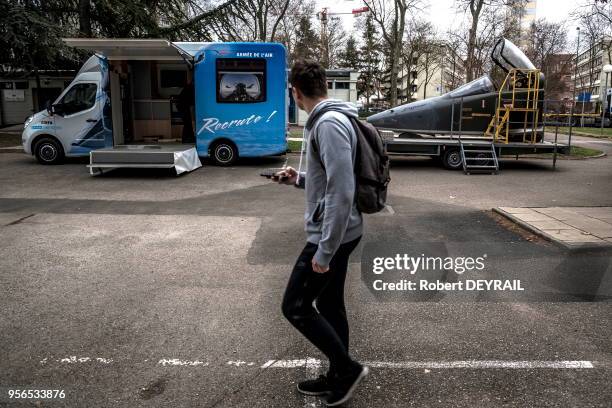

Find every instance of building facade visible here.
[572,38,612,111]
[396,45,466,103]
[290,68,359,126]
[545,53,573,102]
[0,71,74,126]
[520,1,537,47]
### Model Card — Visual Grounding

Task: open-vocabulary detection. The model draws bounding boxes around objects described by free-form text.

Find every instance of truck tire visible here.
[442,147,463,170]
[211,140,237,166]
[34,137,64,165]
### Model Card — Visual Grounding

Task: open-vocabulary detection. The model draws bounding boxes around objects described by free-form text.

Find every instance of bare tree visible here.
[576,11,607,115]
[318,16,347,68]
[456,0,527,82]
[419,42,444,99]
[525,19,567,84]
[575,1,612,72]
[362,0,420,107]
[182,0,291,42]
[443,31,467,90]
[402,20,434,101]
[276,0,317,63]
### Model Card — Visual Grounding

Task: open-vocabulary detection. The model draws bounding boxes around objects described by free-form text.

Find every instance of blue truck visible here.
[22,39,288,173]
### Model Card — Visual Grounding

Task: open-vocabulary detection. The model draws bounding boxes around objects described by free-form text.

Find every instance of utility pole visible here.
[569,27,580,150]
[601,64,612,135]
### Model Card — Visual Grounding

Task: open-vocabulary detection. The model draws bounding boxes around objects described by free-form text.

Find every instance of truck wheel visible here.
[442,148,463,170]
[34,137,64,165]
[211,141,237,166]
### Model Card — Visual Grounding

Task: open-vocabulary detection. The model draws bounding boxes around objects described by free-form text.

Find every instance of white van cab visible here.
[22,55,111,164]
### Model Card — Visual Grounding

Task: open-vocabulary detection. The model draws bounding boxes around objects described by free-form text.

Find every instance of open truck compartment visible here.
[62,39,202,174]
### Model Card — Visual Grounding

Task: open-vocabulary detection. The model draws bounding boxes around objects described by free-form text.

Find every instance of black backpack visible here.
[308,109,390,214]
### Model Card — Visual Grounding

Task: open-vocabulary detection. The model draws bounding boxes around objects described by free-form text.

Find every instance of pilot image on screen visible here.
[219,72,263,102]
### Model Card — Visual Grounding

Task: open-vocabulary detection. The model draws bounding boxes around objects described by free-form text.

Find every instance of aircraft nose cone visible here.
[367,108,397,128]
[366,110,387,127]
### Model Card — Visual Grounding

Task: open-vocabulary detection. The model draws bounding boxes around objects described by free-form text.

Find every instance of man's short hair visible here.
[290,60,328,98]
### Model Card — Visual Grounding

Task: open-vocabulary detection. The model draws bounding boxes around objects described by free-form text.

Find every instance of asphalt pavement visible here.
[0,136,611,407]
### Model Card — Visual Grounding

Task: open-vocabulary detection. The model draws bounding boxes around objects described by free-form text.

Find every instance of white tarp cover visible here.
[173,147,202,174]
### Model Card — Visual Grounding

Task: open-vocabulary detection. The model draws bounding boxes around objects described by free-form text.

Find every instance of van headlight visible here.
[24,116,34,129]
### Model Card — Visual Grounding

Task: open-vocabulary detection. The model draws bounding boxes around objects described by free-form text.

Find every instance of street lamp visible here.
[601,64,612,134]
[569,27,580,149]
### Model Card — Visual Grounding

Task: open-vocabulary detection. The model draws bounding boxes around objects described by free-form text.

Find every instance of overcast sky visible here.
[317,0,588,44]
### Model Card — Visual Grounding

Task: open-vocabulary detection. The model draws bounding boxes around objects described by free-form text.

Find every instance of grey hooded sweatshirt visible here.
[296,99,363,267]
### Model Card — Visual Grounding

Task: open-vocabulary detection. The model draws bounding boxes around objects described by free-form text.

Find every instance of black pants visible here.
[282,236,361,376]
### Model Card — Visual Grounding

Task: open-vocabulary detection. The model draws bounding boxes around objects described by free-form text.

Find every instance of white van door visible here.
[51,55,112,156]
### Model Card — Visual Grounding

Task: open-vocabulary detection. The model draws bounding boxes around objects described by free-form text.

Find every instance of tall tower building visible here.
[519,1,537,48]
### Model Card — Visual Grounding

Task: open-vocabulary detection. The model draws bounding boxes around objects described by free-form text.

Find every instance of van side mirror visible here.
[51,103,64,116]
[45,100,52,115]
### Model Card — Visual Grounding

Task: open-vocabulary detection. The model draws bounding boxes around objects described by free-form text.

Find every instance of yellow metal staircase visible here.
[484,68,541,144]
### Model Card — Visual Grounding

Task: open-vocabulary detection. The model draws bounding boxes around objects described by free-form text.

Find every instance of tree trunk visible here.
[257,11,265,41]
[79,0,92,37]
[389,1,407,107]
[389,45,399,106]
[466,0,483,83]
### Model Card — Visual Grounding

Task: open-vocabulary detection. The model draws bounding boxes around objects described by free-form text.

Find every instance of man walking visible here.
[273,61,368,406]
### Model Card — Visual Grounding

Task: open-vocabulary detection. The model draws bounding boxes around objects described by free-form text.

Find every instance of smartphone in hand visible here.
[260,168,287,179]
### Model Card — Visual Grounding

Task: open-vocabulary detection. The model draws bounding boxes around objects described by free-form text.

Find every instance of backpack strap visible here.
[309,108,358,161]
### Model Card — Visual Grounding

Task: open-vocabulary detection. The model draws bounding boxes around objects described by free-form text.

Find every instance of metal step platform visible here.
[87,144,202,176]
[460,141,499,175]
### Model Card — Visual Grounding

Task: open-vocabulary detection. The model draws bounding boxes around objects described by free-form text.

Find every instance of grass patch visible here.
[288,129,303,138]
[565,146,603,157]
[545,126,612,139]
[518,145,604,160]
[287,139,303,152]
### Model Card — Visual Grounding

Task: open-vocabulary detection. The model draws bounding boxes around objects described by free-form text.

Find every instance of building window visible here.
[216,58,266,103]
[335,82,349,89]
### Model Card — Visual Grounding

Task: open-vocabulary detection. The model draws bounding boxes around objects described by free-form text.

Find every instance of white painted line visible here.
[262,358,321,369]
[261,360,275,368]
[263,359,594,369]
[157,359,208,367]
[36,357,595,369]
[364,360,594,369]
[227,360,255,367]
[52,356,113,364]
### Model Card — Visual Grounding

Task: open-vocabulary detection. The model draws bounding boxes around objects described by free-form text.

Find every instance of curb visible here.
[492,208,612,250]
[587,152,607,159]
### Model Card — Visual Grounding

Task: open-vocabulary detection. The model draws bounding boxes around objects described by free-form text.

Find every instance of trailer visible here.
[383,134,568,173]
[21,39,288,174]
[368,38,572,174]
